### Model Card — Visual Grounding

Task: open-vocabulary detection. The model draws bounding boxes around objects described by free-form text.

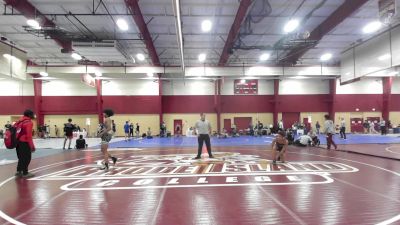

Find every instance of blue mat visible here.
[318,134,400,145]
[105,134,400,149]
[106,136,274,148]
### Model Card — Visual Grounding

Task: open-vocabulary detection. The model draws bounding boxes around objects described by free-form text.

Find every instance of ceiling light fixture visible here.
[259,53,270,61]
[378,54,391,61]
[284,19,299,33]
[3,54,14,60]
[201,20,212,32]
[71,53,82,60]
[198,53,206,62]
[362,21,382,34]
[320,53,332,61]
[136,53,145,61]
[147,72,154,77]
[116,19,129,31]
[39,71,48,77]
[95,71,102,77]
[293,76,308,79]
[26,19,41,29]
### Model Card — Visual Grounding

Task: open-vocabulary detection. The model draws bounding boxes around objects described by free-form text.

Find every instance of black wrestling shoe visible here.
[111,157,117,165]
[209,155,215,158]
[272,160,277,164]
[193,156,201,160]
[15,171,22,178]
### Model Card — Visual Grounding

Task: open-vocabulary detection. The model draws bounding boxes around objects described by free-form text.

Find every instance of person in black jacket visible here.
[76,135,87,150]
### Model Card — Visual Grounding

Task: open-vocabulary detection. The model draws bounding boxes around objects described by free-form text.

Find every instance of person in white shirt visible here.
[369,121,378,134]
[324,114,337,150]
[193,113,213,159]
[339,118,346,139]
[380,119,386,135]
[294,135,312,147]
[278,120,284,130]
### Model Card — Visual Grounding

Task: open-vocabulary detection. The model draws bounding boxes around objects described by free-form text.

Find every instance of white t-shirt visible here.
[324,120,335,134]
[340,120,345,128]
[299,135,312,145]
[195,120,211,135]
[380,120,386,126]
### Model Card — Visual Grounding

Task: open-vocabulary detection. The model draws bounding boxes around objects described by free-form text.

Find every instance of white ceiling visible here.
[0,0,387,66]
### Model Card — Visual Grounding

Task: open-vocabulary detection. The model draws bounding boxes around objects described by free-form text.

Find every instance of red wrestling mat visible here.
[0,146,399,225]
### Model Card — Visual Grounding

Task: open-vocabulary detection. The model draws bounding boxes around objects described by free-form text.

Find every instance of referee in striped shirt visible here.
[193,113,214,159]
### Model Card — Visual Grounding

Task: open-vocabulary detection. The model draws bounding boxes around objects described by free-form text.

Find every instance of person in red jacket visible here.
[15,109,36,178]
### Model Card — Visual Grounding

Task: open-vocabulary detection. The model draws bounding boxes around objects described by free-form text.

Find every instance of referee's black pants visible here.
[16,142,32,175]
[197,134,212,157]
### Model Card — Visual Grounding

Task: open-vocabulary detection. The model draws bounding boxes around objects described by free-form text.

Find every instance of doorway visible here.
[173,119,182,135]
[350,118,363,133]
[224,119,231,133]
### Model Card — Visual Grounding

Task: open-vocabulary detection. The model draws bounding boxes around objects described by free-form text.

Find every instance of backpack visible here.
[4,119,29,149]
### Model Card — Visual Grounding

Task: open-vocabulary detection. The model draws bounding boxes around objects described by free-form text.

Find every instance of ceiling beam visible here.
[283,0,369,65]
[4,0,73,52]
[218,0,252,66]
[125,0,161,66]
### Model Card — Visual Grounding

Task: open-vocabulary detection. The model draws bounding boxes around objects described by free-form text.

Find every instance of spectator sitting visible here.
[308,130,320,146]
[294,134,312,147]
[75,135,87,150]
[146,127,153,139]
[248,123,254,136]
[219,128,228,138]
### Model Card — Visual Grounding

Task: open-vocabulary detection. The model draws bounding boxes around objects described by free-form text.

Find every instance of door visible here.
[224,119,231,133]
[234,117,252,131]
[282,112,300,129]
[350,118,363,133]
[173,119,182,135]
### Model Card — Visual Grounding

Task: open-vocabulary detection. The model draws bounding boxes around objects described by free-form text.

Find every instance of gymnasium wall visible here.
[111,114,159,137]
[44,115,99,137]
[299,112,327,129]
[392,78,400,94]
[1,76,399,127]
[279,79,329,95]
[42,79,96,96]
[0,116,11,129]
[41,79,98,115]
[102,79,159,96]
[0,78,34,96]
[0,78,34,115]
[163,80,214,95]
[220,113,273,130]
[389,112,400,126]
[163,113,217,135]
[336,78,383,94]
[221,95,274,113]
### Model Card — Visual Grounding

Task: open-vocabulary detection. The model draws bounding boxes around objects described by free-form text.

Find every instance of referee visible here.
[194,113,214,159]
